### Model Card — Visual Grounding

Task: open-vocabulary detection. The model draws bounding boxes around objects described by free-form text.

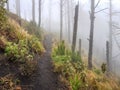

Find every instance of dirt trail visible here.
[32,35,68,90]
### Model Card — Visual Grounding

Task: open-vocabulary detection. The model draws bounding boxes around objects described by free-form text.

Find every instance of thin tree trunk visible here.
[16,0,21,25]
[16,0,18,15]
[67,0,71,43]
[19,0,21,26]
[60,0,63,41]
[38,0,41,27]
[72,3,79,53]
[88,0,95,69]
[49,0,52,32]
[106,41,110,75]
[109,0,112,70]
[32,0,35,22]
[7,0,9,11]
[79,39,81,57]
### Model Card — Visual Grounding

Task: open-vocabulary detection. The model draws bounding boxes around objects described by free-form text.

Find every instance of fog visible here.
[8,0,120,77]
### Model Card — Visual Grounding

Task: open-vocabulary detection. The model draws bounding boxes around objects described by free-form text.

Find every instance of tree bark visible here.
[16,0,20,17]
[49,0,52,32]
[16,0,21,26]
[7,0,9,11]
[32,0,35,22]
[67,0,71,43]
[38,0,41,27]
[72,3,79,53]
[109,0,112,70]
[79,39,81,57]
[106,41,110,75]
[60,0,63,41]
[88,0,95,69]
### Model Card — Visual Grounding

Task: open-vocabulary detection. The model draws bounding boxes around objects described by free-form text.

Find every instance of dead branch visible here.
[94,0,101,9]
[95,8,108,13]
[112,24,120,29]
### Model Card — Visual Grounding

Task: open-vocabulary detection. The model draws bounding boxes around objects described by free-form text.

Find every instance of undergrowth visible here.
[1,19,45,77]
[0,2,45,88]
[52,41,120,90]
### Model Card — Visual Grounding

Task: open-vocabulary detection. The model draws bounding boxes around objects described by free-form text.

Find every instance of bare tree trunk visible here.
[88,0,95,69]
[38,0,41,27]
[67,0,71,43]
[106,41,110,75]
[16,0,21,25]
[16,0,20,16]
[60,0,63,41]
[7,0,9,11]
[16,0,18,15]
[72,3,79,53]
[32,0,35,22]
[109,0,112,70]
[49,0,52,32]
[79,39,81,57]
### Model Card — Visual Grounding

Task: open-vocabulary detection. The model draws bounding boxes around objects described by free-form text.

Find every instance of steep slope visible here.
[0,17,44,89]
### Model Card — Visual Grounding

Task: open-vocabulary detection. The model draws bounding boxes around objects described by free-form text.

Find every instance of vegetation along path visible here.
[32,34,68,90]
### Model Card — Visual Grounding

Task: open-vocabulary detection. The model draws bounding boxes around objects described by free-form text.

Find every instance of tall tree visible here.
[72,3,79,53]
[106,41,110,74]
[16,0,20,17]
[38,0,41,27]
[32,0,35,22]
[49,0,52,32]
[60,0,63,41]
[88,0,95,69]
[16,0,21,25]
[109,0,112,71]
[88,0,107,69]
[67,0,71,43]
[7,0,9,11]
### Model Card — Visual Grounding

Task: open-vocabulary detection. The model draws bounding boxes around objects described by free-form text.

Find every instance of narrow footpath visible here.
[33,35,68,90]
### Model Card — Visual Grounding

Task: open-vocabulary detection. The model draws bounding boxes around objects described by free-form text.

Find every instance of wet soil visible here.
[32,35,69,90]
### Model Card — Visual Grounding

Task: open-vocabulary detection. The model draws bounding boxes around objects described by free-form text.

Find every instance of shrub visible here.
[69,73,81,90]
[62,61,76,79]
[52,40,66,56]
[57,40,66,55]
[5,40,30,62]
[71,52,81,62]
[94,68,102,75]
[101,63,106,73]
[72,61,85,73]
[5,42,19,61]
[52,56,71,73]
[28,37,45,55]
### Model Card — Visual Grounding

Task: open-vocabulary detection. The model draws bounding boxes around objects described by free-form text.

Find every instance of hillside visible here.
[0,14,45,89]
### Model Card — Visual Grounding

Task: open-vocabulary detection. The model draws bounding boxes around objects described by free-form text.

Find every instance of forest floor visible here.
[31,34,69,90]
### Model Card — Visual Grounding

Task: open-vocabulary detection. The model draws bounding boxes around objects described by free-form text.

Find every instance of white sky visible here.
[77,0,120,9]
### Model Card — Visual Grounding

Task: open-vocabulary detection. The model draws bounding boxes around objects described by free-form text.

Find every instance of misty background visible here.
[7,0,120,77]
